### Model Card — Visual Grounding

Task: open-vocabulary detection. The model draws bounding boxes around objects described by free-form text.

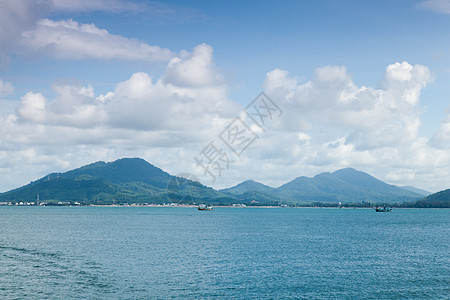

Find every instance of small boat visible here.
[198,204,213,211]
[375,206,392,212]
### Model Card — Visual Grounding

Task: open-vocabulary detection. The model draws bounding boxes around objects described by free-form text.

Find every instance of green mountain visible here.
[411,189,450,208]
[229,168,423,204]
[0,158,225,205]
[221,180,276,195]
[279,168,422,203]
[220,180,281,205]
[56,158,172,188]
[0,159,429,206]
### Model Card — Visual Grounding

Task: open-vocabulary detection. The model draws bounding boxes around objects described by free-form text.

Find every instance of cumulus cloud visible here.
[16,92,47,123]
[264,61,433,150]
[13,43,237,133]
[14,44,238,132]
[418,0,450,14]
[260,61,448,192]
[163,44,225,87]
[16,85,108,128]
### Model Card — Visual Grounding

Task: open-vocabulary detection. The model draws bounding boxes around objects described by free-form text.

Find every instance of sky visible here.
[0,0,450,193]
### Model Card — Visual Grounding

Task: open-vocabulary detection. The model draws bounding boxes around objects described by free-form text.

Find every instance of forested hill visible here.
[411,189,450,208]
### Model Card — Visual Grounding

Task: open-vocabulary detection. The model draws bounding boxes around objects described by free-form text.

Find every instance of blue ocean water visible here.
[0,207,448,299]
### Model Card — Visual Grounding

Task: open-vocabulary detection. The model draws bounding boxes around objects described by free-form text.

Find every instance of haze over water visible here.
[1,207,448,299]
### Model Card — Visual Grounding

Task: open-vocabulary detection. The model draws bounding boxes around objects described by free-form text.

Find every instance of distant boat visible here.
[375,206,392,212]
[198,204,213,211]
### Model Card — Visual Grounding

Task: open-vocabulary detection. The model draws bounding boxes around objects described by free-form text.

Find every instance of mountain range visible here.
[221,167,424,203]
[0,157,446,206]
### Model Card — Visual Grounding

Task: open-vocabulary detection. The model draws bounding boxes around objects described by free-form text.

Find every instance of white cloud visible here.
[0,0,176,63]
[16,92,47,123]
[380,61,432,106]
[21,19,173,62]
[258,61,448,192]
[14,44,238,132]
[418,0,450,14]
[16,86,106,128]
[163,44,225,87]
[0,79,14,96]
[264,61,433,150]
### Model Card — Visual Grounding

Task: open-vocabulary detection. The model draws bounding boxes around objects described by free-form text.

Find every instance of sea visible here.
[0,207,448,299]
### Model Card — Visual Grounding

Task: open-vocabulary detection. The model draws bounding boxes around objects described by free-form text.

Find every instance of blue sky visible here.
[1,0,450,193]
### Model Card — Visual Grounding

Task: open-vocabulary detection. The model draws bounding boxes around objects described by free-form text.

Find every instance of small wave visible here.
[0,244,117,299]
[0,245,60,258]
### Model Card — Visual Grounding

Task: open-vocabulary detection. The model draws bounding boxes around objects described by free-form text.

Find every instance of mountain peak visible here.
[60,157,171,188]
[277,167,423,203]
[112,157,148,164]
[221,179,275,195]
[332,167,360,176]
[331,168,384,188]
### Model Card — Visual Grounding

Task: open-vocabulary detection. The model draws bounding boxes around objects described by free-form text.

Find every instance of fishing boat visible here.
[198,204,213,211]
[375,206,392,212]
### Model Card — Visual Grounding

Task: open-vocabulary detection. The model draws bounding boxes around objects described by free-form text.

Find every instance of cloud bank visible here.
[15,44,236,130]
[1,51,449,193]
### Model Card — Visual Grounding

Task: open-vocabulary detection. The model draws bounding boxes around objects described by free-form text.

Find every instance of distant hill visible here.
[277,168,422,203]
[0,159,427,205]
[221,180,276,195]
[411,189,450,208]
[227,168,423,204]
[400,186,431,196]
[220,180,281,204]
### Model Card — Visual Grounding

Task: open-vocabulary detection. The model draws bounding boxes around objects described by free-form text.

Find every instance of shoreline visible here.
[25,205,448,209]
